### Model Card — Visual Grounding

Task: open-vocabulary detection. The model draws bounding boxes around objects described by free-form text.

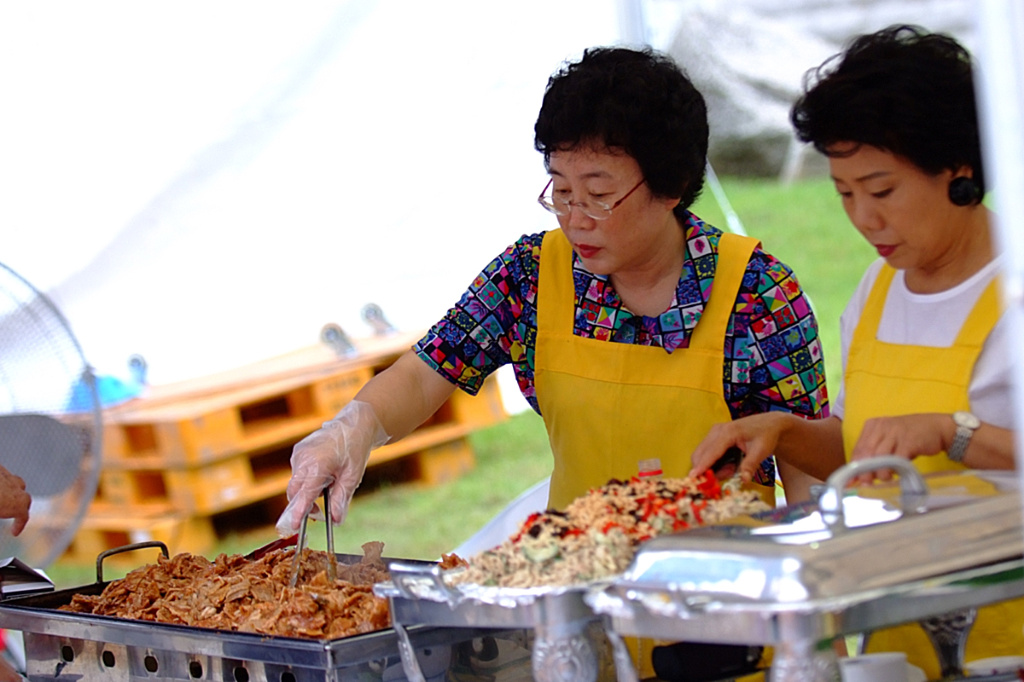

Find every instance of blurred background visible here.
[0,0,978,409]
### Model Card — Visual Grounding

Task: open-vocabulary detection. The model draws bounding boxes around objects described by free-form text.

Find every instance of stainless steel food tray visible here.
[376,564,614,682]
[586,458,1024,682]
[0,547,509,682]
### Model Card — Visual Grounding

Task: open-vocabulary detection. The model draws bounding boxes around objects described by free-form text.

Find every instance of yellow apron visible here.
[535,228,769,679]
[843,264,1022,677]
[535,228,769,508]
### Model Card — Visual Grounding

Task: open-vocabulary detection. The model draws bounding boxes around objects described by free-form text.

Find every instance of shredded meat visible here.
[60,541,396,639]
[439,553,468,570]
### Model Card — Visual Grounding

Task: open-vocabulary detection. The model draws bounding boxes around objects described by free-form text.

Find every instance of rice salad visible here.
[449,472,770,588]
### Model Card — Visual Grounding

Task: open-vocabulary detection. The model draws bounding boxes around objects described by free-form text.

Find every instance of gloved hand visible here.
[276,400,390,536]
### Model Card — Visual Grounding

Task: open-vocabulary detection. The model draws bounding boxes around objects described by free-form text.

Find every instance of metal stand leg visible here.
[603,628,639,682]
[919,607,977,679]
[532,618,599,682]
[392,620,427,682]
[769,614,840,682]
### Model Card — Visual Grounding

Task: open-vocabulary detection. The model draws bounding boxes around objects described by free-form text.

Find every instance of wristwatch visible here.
[948,411,980,463]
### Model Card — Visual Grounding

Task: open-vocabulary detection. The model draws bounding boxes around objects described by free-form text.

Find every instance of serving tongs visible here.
[245,534,298,561]
[289,486,337,587]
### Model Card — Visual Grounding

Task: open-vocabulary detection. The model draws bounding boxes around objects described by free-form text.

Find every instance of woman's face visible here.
[828,143,966,275]
[547,146,681,277]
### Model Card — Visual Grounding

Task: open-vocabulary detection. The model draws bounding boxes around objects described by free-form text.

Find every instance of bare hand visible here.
[0,465,30,536]
[691,413,788,483]
[847,413,948,485]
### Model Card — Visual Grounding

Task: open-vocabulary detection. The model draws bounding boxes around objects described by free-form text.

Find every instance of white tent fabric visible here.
[0,0,994,411]
[0,1,621,394]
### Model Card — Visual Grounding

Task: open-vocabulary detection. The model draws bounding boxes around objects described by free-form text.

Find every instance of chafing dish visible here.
[0,543,524,682]
[376,474,770,682]
[586,458,1024,682]
[376,565,614,682]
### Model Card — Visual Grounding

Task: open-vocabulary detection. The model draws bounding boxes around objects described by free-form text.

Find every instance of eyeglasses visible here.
[537,177,645,220]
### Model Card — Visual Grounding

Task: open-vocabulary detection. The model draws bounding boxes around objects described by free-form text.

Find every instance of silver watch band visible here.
[948,428,971,463]
[948,411,980,463]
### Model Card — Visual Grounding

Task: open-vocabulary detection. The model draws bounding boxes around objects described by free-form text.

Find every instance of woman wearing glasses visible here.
[278,47,827,531]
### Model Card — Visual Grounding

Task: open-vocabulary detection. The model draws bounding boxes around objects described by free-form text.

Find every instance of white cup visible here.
[839,652,908,682]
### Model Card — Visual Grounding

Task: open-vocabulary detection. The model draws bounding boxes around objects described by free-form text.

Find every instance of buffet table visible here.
[4,459,1021,682]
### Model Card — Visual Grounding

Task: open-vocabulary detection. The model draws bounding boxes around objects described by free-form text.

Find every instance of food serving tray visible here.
[585,458,1024,682]
[376,564,615,682]
[0,546,506,682]
[377,471,776,682]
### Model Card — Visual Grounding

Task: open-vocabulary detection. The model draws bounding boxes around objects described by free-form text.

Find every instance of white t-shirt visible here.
[832,257,1015,429]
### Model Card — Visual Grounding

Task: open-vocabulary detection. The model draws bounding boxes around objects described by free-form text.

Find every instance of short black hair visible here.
[791,24,984,196]
[534,46,708,213]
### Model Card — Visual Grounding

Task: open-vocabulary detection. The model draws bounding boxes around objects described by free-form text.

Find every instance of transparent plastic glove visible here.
[276,400,389,536]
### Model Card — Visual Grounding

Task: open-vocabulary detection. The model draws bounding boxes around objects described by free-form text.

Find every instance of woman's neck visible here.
[904,208,994,294]
[609,220,686,317]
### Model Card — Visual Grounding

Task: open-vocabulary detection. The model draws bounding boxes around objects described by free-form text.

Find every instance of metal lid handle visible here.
[818,456,928,528]
[387,561,461,605]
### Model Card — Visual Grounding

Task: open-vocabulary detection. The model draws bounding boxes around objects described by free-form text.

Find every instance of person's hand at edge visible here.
[0,465,30,536]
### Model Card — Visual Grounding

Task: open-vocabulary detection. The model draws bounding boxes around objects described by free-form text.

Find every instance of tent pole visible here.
[976,1,1024,478]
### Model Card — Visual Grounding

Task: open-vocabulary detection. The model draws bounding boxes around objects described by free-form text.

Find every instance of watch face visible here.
[954,411,981,429]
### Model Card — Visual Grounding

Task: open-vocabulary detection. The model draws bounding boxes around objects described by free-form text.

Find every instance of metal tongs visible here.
[289,486,337,587]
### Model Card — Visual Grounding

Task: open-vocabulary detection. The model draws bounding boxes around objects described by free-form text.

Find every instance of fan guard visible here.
[0,262,102,568]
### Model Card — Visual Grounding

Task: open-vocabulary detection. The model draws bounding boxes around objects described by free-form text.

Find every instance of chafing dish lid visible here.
[618,467,1022,604]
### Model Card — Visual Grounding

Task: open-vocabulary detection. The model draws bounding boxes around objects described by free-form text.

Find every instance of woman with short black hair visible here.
[693,25,1018,676]
[279,46,829,676]
[280,45,827,533]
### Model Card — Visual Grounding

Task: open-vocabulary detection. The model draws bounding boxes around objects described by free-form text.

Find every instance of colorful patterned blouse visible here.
[415,213,829,481]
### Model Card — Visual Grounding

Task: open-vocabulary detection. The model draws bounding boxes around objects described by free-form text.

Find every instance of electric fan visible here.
[0,262,102,569]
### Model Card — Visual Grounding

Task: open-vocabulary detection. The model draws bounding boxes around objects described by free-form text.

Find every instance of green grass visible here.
[46,175,874,589]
